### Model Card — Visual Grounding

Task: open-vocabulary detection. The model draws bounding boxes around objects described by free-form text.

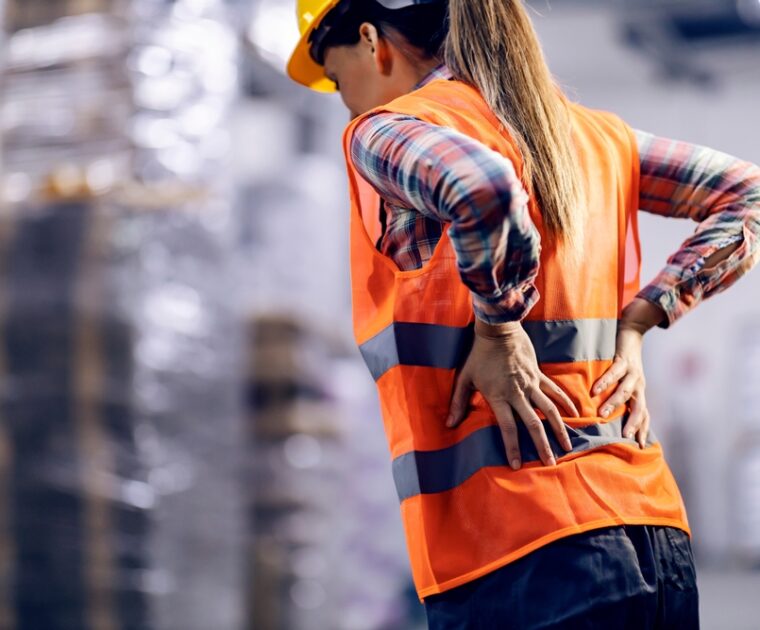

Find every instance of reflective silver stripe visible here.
[392,415,658,502]
[360,319,618,381]
[522,319,618,363]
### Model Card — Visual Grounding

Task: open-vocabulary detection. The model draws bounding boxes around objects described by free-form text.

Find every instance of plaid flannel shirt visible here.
[349,65,760,327]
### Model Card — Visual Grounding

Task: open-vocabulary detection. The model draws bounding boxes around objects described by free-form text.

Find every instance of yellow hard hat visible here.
[286,0,344,93]
[286,0,441,92]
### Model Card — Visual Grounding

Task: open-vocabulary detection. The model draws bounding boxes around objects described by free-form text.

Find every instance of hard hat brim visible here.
[286,39,338,93]
[286,0,341,93]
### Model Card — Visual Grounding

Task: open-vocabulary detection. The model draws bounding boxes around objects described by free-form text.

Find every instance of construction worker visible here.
[287,1,760,628]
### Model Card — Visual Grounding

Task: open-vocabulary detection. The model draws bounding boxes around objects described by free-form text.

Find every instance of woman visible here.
[287,1,760,628]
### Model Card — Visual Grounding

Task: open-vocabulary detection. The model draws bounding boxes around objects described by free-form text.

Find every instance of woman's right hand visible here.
[447,319,579,470]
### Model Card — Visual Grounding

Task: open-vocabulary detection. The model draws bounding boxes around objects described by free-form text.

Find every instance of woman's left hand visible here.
[591,317,653,449]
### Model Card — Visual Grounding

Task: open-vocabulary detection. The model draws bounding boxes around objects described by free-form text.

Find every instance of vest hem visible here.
[415,515,691,602]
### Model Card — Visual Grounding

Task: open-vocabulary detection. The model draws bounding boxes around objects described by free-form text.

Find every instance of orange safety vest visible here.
[341,78,691,600]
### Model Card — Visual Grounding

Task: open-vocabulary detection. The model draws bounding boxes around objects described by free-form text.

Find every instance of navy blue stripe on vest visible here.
[359,322,474,381]
[360,319,619,381]
[392,415,658,502]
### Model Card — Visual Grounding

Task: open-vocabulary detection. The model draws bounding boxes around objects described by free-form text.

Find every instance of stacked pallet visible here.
[247,316,344,630]
[0,199,148,630]
[0,1,243,629]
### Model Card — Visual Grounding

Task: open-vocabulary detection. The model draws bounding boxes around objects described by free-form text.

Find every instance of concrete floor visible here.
[698,569,760,630]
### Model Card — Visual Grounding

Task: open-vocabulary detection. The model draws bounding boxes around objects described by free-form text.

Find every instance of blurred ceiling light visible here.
[86,159,118,193]
[157,143,204,176]
[172,0,227,19]
[135,77,194,110]
[144,283,207,336]
[283,434,323,469]
[248,1,301,73]
[137,335,179,371]
[132,116,181,149]
[737,0,760,25]
[122,480,157,510]
[200,61,238,93]
[7,14,126,71]
[130,45,174,77]
[178,101,224,137]
[3,173,33,204]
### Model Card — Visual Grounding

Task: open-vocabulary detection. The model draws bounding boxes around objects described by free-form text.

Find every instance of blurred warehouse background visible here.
[0,0,758,629]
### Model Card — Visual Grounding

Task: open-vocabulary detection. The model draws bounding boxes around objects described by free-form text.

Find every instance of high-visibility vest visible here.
[341,78,691,600]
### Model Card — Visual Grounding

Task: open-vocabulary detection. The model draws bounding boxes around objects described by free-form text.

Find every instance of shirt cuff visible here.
[636,232,752,330]
[634,286,676,330]
[635,277,705,330]
[471,284,540,325]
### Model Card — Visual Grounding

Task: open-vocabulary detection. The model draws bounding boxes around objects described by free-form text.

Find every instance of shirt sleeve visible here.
[349,111,541,325]
[634,129,760,329]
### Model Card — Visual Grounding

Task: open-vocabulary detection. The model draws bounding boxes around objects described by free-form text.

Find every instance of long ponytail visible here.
[445,0,583,259]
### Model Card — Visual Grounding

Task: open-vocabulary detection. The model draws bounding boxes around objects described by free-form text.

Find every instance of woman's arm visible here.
[350,112,578,468]
[631,130,760,331]
[594,133,760,444]
[349,112,540,325]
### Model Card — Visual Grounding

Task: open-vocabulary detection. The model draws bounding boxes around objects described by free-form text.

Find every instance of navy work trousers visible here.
[424,524,699,629]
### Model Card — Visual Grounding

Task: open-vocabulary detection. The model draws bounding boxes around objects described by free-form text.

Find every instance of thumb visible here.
[447,373,473,429]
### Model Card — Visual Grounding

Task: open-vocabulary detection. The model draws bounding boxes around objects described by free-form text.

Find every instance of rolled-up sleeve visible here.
[349,112,541,324]
[634,129,760,329]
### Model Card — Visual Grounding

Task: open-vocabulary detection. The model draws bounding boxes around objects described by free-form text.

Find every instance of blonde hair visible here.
[445,0,584,262]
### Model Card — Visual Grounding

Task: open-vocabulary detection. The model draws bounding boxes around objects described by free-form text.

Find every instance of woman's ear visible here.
[358,22,391,75]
